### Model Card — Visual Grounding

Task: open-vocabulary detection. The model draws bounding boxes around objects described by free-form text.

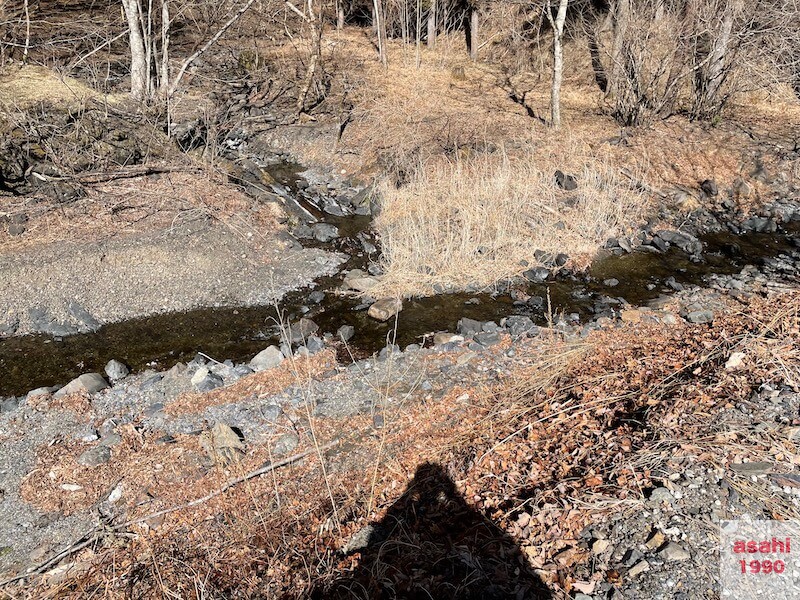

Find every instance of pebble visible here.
[367,298,402,322]
[337,325,355,342]
[104,359,130,382]
[77,445,111,467]
[628,560,650,577]
[659,542,690,562]
[54,373,109,399]
[685,310,714,324]
[249,346,284,371]
[272,433,299,457]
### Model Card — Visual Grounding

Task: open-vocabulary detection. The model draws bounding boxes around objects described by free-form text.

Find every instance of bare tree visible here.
[373,0,388,66]
[545,0,569,128]
[427,0,437,48]
[121,0,150,101]
[295,0,323,113]
[468,1,479,61]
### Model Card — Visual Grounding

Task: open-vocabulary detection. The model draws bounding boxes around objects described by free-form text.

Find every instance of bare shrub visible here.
[599,0,694,126]
[370,150,646,298]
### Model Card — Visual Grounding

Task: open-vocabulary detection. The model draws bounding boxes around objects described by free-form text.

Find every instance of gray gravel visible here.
[0,218,344,336]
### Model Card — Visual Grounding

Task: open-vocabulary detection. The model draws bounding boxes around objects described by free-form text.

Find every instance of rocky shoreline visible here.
[2,228,800,582]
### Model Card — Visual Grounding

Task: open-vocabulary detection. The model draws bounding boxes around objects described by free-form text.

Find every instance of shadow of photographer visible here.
[310,462,552,599]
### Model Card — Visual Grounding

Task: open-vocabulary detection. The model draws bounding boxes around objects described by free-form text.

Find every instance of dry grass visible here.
[369,151,646,297]
[5,293,800,598]
[0,65,118,111]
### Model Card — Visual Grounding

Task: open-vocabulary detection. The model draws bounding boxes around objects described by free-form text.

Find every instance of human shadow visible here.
[310,462,552,599]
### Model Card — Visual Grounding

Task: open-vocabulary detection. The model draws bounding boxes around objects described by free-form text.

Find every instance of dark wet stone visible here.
[457,317,483,336]
[474,331,501,347]
[528,296,545,309]
[700,179,718,197]
[504,316,537,337]
[554,170,578,191]
[195,372,224,392]
[67,301,100,332]
[743,216,777,233]
[523,267,550,283]
[337,325,355,342]
[305,335,325,354]
[288,318,319,343]
[312,223,339,242]
[665,276,684,291]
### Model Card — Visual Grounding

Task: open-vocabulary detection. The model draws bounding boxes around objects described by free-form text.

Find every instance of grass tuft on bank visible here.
[370,152,646,298]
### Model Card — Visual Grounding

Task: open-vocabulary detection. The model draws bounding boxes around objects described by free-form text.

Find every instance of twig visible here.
[168,0,260,98]
[0,528,97,587]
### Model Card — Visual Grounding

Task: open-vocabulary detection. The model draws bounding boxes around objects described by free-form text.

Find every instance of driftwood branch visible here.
[72,165,203,184]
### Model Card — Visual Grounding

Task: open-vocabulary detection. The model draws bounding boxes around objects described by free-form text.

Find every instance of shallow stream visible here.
[0,162,798,397]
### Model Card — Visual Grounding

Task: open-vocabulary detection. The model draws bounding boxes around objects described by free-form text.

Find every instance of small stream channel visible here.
[0,161,798,397]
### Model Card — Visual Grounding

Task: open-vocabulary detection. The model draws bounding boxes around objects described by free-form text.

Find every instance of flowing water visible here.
[0,161,798,397]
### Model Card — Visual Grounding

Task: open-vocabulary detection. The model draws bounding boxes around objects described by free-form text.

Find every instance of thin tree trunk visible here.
[469,5,479,61]
[608,0,629,100]
[587,24,608,92]
[336,0,344,29]
[121,0,148,101]
[296,0,321,114]
[415,0,421,67]
[427,0,436,48]
[22,0,30,65]
[547,0,569,129]
[159,0,170,103]
[401,0,408,44]
[703,7,733,109]
[373,0,387,66]
[144,0,154,98]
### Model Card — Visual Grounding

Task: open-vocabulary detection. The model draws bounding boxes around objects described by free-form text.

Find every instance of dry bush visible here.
[369,150,646,298]
[597,1,695,126]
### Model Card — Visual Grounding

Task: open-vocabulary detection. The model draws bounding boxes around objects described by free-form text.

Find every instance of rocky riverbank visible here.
[2,237,800,597]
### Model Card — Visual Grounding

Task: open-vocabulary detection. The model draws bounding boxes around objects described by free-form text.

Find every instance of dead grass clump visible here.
[370,151,646,298]
[0,66,116,111]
